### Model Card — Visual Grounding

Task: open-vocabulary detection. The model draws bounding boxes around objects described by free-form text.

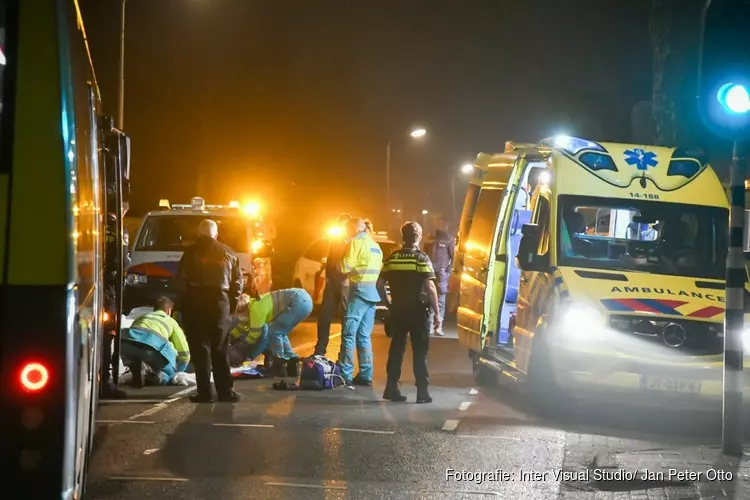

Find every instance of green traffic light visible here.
[717,83,750,114]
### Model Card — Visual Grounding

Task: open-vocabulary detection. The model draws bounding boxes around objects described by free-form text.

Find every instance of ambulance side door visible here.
[513,190,553,373]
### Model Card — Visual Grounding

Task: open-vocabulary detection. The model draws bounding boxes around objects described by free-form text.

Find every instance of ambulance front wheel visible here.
[527,328,565,415]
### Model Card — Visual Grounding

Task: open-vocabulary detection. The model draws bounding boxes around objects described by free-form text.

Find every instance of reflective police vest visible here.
[339,231,383,302]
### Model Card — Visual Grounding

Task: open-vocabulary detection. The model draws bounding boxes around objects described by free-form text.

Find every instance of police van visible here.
[456,135,750,409]
[124,197,273,314]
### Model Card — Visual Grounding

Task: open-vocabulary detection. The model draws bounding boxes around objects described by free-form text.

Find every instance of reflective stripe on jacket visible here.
[232,293,273,343]
[339,232,383,302]
[129,310,190,365]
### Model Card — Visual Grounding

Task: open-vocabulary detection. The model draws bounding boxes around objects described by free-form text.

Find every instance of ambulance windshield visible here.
[557,195,727,280]
[134,215,250,252]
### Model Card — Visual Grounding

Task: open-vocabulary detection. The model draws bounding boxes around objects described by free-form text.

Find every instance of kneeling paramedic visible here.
[377,221,440,403]
[338,218,383,387]
[230,288,313,377]
[121,297,191,387]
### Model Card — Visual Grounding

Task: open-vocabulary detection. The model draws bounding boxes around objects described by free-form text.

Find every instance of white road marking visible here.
[266,482,347,490]
[99,399,166,404]
[291,331,341,352]
[419,489,500,496]
[331,428,394,435]
[109,476,189,482]
[127,386,196,420]
[143,448,159,455]
[469,388,479,395]
[456,435,521,441]
[212,423,274,428]
[96,420,154,424]
[458,402,471,411]
[442,419,460,431]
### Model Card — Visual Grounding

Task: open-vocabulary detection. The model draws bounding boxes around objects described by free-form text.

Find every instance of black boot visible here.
[382,382,407,402]
[352,374,372,387]
[286,357,300,377]
[218,390,242,403]
[271,357,288,377]
[416,385,432,404]
[189,392,214,403]
[101,380,127,399]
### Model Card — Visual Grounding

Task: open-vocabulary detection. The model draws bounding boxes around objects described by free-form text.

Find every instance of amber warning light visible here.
[20,362,50,392]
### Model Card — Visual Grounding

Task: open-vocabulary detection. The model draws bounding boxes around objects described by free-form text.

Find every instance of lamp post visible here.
[421,209,428,231]
[387,127,427,231]
[696,0,750,457]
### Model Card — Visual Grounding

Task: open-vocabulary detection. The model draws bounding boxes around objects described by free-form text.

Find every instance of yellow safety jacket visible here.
[230,290,299,343]
[340,231,383,302]
[130,310,190,365]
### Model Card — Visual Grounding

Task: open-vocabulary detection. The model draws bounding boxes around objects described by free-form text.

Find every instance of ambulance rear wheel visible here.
[471,352,495,386]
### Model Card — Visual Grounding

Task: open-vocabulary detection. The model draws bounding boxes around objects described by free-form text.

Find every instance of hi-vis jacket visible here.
[128,310,190,368]
[230,289,297,344]
[339,231,383,303]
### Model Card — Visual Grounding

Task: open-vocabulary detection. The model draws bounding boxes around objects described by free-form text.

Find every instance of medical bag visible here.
[299,355,344,390]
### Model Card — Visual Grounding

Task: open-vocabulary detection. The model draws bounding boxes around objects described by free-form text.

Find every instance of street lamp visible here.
[421,209,428,231]
[461,163,474,174]
[387,127,427,230]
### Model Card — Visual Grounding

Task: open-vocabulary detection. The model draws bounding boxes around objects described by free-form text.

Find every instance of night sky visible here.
[81,0,653,269]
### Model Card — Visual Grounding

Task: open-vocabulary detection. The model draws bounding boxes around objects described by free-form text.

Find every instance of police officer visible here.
[338,217,383,386]
[315,212,352,356]
[428,217,454,336]
[377,221,441,403]
[176,219,243,403]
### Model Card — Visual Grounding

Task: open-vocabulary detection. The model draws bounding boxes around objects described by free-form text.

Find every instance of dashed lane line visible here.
[96,420,154,425]
[331,428,395,435]
[458,401,471,411]
[266,482,347,490]
[456,435,521,441]
[109,476,189,482]
[99,399,170,404]
[442,419,460,431]
[212,423,274,428]
[419,490,500,496]
[469,388,479,395]
[125,386,196,421]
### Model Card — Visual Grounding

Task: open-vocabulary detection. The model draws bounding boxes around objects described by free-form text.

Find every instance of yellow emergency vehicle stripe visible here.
[7,0,69,285]
[0,174,8,284]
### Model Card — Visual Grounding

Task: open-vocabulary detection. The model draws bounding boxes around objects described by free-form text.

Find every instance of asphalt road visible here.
[86,320,744,500]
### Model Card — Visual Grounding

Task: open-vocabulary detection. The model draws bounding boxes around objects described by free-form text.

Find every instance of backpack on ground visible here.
[299,355,344,390]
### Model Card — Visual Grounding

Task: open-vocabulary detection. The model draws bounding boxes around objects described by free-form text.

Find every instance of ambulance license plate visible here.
[639,376,701,394]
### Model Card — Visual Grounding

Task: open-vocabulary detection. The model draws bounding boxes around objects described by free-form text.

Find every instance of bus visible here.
[0,0,130,498]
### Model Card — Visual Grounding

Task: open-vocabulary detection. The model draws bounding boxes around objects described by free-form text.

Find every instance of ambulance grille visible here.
[608,315,723,356]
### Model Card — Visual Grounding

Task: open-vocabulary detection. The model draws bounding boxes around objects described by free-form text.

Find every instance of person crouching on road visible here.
[377,222,441,403]
[121,297,191,387]
[230,288,313,377]
[315,212,352,357]
[338,217,383,387]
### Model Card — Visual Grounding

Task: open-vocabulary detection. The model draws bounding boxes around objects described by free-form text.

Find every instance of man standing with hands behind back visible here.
[176,219,243,403]
[377,221,441,404]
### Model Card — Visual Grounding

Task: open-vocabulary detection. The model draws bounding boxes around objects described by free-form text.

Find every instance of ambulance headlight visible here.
[125,273,147,286]
[558,302,605,339]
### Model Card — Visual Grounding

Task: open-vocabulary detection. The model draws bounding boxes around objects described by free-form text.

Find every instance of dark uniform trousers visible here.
[386,306,431,387]
[315,276,349,355]
[181,286,234,397]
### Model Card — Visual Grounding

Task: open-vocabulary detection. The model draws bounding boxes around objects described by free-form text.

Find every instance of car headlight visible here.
[125,273,147,286]
[557,302,606,340]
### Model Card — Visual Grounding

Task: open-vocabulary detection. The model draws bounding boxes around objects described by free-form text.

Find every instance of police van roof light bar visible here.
[539,135,604,155]
[158,199,170,209]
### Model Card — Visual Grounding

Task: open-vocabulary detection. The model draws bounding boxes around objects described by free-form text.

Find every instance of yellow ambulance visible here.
[456,135,749,409]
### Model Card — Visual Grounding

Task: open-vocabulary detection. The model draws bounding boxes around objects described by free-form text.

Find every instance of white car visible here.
[293,233,399,316]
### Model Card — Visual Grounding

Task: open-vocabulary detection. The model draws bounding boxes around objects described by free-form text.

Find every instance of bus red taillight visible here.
[19,363,50,392]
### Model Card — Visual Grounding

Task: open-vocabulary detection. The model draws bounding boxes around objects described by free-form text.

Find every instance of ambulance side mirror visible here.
[517,224,549,272]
